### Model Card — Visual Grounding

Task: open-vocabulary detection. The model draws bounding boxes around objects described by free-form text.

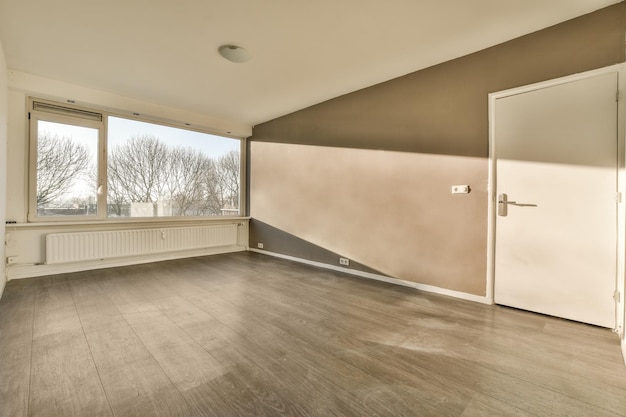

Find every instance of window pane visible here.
[107,117,240,217]
[36,121,98,217]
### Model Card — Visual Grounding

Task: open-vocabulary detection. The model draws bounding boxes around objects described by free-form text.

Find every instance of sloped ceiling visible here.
[0,0,620,128]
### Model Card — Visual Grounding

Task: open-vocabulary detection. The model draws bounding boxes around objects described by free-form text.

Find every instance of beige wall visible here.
[0,41,7,296]
[250,3,626,297]
[251,143,487,294]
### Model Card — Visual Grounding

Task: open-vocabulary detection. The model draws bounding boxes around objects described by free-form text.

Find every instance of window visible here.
[29,99,242,221]
[29,105,105,219]
[107,117,240,218]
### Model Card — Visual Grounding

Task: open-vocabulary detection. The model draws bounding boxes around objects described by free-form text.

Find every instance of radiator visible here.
[46,224,239,264]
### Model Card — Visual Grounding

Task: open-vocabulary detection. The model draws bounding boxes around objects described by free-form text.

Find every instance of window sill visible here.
[6,216,251,229]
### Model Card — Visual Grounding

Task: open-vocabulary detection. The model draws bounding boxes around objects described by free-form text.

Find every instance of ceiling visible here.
[0,0,620,128]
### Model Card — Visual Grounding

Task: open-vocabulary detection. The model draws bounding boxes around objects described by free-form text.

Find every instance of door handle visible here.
[497,193,515,216]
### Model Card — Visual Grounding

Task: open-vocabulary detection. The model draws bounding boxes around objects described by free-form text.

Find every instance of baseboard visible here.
[9,245,492,305]
[7,246,246,280]
[250,249,491,305]
[622,337,626,367]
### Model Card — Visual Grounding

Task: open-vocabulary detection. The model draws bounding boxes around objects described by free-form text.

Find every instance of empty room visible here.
[1,1,626,416]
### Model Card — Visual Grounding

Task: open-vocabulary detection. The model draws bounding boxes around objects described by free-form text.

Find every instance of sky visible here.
[108,116,240,158]
[40,116,241,161]
[39,120,98,163]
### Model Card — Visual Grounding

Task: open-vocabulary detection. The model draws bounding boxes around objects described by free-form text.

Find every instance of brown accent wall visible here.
[249,3,626,296]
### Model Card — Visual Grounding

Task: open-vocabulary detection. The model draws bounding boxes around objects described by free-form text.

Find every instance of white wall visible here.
[6,89,25,223]
[0,42,7,296]
[6,71,252,222]
[4,71,250,280]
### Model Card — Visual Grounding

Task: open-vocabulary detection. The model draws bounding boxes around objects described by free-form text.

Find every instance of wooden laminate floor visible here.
[1,252,625,417]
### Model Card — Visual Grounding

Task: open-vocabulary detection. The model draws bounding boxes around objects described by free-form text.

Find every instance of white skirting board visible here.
[7,246,245,280]
[249,249,491,305]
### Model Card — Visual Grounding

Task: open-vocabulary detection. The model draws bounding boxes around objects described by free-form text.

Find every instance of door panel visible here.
[494,72,618,328]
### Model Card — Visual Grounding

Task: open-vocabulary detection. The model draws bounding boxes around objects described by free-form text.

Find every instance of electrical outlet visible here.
[257,243,264,249]
[451,185,470,194]
[6,256,17,265]
[339,257,350,266]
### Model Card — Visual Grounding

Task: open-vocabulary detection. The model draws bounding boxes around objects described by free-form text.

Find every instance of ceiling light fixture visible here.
[218,45,251,63]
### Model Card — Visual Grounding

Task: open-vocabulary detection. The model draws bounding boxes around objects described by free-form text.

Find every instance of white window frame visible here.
[27,97,245,222]
[28,100,106,222]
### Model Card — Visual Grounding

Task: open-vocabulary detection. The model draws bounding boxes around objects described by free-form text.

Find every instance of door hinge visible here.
[617,192,622,203]
[617,91,623,102]
[614,291,621,303]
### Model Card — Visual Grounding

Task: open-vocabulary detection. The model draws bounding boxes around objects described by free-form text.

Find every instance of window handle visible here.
[97,184,103,195]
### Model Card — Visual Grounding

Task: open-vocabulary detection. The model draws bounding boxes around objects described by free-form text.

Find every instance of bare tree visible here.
[107,135,231,216]
[37,133,91,206]
[215,150,240,211]
[108,135,169,215]
[167,147,221,215]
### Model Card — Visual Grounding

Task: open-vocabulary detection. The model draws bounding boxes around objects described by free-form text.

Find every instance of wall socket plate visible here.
[451,185,470,194]
[6,256,17,265]
[339,257,350,266]
[257,243,264,249]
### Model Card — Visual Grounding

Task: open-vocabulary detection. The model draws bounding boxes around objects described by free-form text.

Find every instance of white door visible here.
[494,72,618,328]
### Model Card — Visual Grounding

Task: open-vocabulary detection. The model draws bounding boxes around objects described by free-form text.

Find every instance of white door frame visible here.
[486,63,626,335]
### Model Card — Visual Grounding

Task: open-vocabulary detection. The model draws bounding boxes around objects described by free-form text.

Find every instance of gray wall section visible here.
[248,3,626,296]
[250,219,385,276]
